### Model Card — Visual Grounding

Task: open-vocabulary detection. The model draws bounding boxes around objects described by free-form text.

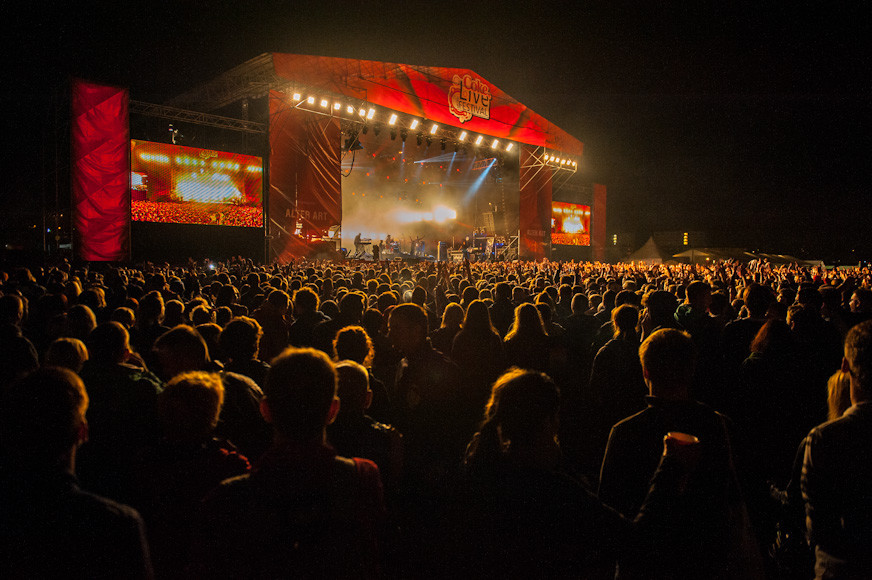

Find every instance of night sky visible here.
[3,2,869,260]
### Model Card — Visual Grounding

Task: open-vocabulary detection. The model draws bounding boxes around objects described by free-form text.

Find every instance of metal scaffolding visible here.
[129,100,267,134]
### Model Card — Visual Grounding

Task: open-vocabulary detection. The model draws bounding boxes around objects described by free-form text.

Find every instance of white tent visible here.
[627,236,671,264]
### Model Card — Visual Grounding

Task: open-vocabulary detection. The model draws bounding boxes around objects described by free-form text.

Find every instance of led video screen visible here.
[130,140,263,227]
[551,201,590,246]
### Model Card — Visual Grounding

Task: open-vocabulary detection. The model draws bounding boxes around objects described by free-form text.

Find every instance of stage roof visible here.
[169,53,584,157]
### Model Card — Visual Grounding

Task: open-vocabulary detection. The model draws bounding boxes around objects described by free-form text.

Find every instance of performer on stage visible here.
[411,234,423,257]
[353,232,363,255]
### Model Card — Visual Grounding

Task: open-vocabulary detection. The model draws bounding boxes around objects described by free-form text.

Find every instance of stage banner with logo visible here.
[71,79,130,261]
[268,90,341,262]
[271,54,584,157]
[593,183,607,262]
[519,145,552,260]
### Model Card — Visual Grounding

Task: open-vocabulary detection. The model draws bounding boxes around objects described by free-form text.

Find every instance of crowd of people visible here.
[2,255,872,578]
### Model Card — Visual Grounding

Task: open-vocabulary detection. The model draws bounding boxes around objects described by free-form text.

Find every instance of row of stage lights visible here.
[289,91,577,169]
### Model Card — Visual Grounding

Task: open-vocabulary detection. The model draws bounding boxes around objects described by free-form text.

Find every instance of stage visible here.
[70,55,606,264]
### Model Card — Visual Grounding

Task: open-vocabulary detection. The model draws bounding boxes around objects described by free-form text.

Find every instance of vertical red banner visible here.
[593,183,607,262]
[71,79,130,261]
[518,145,552,260]
[268,91,341,263]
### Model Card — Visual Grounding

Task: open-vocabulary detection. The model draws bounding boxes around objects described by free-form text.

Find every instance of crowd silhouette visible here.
[2,256,871,578]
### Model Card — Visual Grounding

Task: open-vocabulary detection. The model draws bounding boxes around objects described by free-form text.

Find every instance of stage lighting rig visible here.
[416,134,423,146]
[391,129,397,140]
[400,130,408,142]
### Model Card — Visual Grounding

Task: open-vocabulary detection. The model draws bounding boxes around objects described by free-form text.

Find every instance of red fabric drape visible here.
[269,91,341,263]
[71,79,130,262]
[518,145,552,260]
[593,183,607,262]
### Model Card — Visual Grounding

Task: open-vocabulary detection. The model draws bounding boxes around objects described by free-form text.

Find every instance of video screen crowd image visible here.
[551,201,591,246]
[131,140,264,228]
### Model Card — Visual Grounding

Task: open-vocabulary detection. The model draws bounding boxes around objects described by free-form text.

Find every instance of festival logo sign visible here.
[448,74,492,123]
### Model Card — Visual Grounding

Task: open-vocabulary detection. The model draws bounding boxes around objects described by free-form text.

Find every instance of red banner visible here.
[269,91,341,262]
[271,54,584,158]
[519,145,552,260]
[71,79,130,261]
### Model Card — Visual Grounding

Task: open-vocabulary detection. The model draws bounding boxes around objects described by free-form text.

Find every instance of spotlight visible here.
[358,109,366,117]
[430,124,438,134]
[292,93,301,101]
[410,119,419,130]
[491,139,499,149]
[307,96,315,104]
[388,113,398,125]
[506,143,514,152]
[347,105,355,114]
[459,131,467,141]
[345,137,364,151]
[367,108,375,120]
[320,99,329,108]
[474,135,484,145]
[333,102,341,110]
